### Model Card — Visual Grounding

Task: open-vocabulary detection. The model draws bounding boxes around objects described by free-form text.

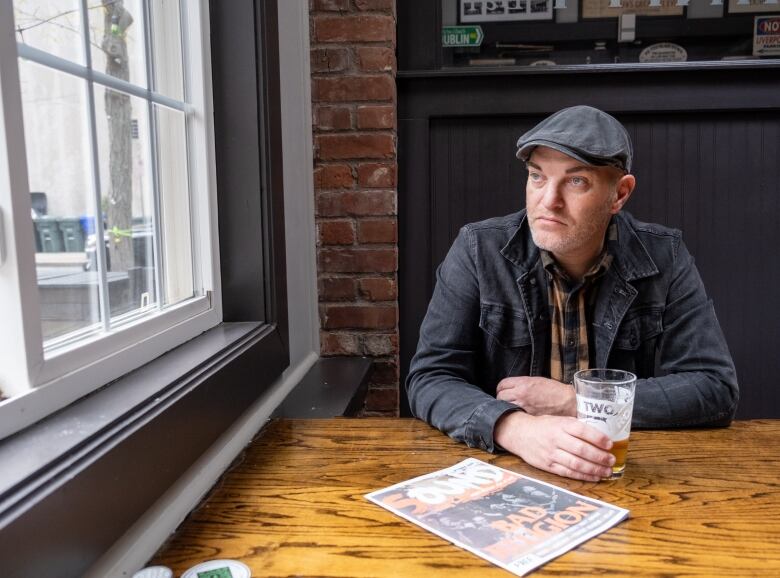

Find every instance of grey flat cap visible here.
[516,105,633,172]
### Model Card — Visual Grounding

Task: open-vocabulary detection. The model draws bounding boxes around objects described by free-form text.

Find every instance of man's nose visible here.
[540,180,564,209]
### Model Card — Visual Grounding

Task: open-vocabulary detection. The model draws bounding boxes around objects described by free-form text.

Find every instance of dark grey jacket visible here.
[406,210,739,452]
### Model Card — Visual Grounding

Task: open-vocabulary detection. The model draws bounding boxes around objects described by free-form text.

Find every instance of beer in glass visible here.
[574,369,637,479]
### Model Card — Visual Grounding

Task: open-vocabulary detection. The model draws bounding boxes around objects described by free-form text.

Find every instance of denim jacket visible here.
[406,210,739,452]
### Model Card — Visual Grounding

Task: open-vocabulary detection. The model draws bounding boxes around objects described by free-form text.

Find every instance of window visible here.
[0,0,220,439]
[0,3,290,574]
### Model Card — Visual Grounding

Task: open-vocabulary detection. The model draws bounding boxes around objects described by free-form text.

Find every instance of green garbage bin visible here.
[34,217,63,252]
[58,217,85,252]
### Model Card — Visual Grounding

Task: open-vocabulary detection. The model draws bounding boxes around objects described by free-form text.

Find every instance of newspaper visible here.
[366,458,628,576]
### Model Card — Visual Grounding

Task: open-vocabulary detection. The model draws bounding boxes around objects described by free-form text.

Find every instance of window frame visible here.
[0,1,290,576]
[0,0,222,439]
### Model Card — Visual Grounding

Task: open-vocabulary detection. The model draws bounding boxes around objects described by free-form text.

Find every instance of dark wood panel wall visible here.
[398,68,780,420]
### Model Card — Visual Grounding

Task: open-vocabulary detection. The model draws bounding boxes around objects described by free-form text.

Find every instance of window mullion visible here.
[142,0,165,310]
[14,44,185,113]
[79,0,111,333]
[181,2,200,301]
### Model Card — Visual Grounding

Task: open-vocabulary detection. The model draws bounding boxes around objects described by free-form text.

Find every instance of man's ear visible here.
[611,174,636,214]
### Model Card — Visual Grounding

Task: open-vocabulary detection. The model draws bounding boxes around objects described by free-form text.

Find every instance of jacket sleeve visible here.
[406,227,520,451]
[633,239,739,428]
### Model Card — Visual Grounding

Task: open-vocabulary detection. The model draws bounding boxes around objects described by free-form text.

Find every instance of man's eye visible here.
[569,176,588,187]
[529,173,543,182]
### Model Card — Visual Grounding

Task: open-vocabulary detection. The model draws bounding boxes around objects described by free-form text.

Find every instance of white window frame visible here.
[0,0,221,440]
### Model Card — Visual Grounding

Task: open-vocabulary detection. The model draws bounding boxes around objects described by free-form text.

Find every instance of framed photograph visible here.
[460,0,554,22]
[729,0,780,14]
[582,0,684,19]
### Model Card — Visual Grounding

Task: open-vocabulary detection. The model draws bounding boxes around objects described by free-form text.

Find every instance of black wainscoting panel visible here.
[429,117,532,273]
[400,95,780,418]
[398,118,432,416]
[622,112,779,420]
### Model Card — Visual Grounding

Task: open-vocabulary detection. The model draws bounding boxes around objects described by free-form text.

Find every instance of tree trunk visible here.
[102,1,134,273]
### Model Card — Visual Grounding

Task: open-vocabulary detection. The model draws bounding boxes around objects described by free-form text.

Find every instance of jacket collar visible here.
[610,212,659,281]
[500,210,659,282]
[500,210,540,273]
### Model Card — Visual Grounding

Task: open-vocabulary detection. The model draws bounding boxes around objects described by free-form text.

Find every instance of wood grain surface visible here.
[152,419,780,577]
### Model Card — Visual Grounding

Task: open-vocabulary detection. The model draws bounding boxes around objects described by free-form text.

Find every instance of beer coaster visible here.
[132,567,173,578]
[181,559,252,578]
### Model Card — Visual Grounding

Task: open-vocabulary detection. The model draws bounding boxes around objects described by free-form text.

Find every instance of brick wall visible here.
[310,0,399,415]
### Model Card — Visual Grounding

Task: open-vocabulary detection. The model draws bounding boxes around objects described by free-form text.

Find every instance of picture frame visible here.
[581,0,684,19]
[460,0,554,23]
[728,0,780,14]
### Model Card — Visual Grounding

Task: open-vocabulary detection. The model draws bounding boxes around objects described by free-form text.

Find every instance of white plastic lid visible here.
[181,559,252,578]
[132,567,174,578]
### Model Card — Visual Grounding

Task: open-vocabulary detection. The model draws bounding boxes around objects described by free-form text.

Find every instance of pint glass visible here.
[574,369,637,479]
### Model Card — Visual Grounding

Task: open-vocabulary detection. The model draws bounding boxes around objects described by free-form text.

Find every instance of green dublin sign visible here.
[442,26,484,48]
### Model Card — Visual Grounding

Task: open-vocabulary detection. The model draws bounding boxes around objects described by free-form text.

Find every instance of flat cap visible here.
[516,105,633,172]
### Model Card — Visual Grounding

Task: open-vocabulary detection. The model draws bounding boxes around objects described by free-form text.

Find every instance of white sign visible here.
[754,15,780,56]
[639,42,688,62]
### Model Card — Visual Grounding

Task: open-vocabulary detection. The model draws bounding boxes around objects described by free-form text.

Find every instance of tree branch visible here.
[15,2,126,55]
[14,2,116,35]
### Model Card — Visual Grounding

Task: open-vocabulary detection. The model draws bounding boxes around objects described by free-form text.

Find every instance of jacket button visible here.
[605,322,613,329]
[530,278,537,286]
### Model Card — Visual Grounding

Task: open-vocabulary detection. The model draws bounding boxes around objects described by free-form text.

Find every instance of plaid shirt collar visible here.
[540,221,618,285]
[542,222,617,384]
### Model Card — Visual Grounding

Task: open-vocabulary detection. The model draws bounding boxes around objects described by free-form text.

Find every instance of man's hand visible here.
[496,376,577,416]
[494,412,615,482]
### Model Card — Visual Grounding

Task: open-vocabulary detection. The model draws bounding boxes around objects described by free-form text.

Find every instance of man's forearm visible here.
[633,370,738,428]
[407,370,519,452]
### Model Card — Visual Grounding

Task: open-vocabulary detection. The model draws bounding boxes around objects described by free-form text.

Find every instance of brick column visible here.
[310,0,399,415]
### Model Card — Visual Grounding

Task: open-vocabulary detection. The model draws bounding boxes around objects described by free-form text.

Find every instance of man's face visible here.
[525,146,629,264]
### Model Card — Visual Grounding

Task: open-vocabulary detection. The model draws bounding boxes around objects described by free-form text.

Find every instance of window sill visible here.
[0,320,288,578]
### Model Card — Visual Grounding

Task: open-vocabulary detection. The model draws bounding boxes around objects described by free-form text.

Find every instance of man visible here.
[406,105,738,482]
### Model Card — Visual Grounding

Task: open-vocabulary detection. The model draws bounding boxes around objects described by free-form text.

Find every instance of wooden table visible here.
[153,419,780,577]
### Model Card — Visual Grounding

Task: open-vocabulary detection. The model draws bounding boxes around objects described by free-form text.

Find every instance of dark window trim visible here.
[214,0,287,339]
[0,2,288,577]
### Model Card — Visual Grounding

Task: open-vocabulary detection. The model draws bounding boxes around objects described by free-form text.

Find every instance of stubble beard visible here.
[529,210,612,257]
[526,169,623,257]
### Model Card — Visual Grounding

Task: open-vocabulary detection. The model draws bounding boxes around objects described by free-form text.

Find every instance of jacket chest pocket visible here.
[479,303,533,380]
[614,308,663,350]
[610,307,662,377]
[479,303,532,348]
